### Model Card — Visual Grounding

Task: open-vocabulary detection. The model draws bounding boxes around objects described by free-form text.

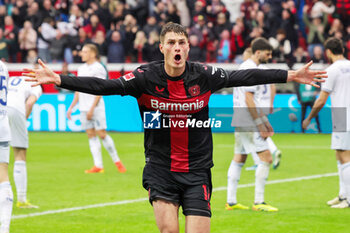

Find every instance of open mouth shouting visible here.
[174,54,182,64]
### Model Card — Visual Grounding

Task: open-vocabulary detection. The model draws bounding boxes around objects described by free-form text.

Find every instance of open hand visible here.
[23,59,61,87]
[288,61,327,88]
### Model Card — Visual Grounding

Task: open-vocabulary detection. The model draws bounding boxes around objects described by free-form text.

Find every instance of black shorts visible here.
[142,163,212,217]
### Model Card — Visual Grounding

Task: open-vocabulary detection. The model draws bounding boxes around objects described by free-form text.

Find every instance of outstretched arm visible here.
[225,61,327,88]
[23,59,131,96]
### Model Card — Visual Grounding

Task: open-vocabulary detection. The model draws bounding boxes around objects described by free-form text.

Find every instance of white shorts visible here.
[0,141,10,163]
[8,107,28,148]
[80,110,107,131]
[331,132,350,150]
[234,127,269,155]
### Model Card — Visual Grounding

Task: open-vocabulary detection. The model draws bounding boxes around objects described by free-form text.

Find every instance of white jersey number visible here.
[0,75,7,106]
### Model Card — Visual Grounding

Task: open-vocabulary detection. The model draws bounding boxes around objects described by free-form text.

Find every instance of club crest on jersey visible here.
[122,72,135,81]
[188,85,200,97]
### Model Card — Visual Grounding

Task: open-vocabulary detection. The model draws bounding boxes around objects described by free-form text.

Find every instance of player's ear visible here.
[159,43,164,54]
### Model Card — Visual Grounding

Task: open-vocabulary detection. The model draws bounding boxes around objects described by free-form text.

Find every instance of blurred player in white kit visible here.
[67,44,126,174]
[303,37,350,208]
[7,74,42,209]
[0,60,13,233]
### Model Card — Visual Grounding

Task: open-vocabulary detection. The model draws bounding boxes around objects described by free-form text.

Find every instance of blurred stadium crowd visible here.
[0,0,349,65]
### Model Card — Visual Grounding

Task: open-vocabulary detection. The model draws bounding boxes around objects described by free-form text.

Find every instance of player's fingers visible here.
[23,68,34,73]
[312,71,327,76]
[314,73,328,79]
[310,82,320,88]
[24,77,37,82]
[31,82,41,87]
[304,60,313,70]
[22,72,36,78]
[38,59,47,69]
[313,78,325,83]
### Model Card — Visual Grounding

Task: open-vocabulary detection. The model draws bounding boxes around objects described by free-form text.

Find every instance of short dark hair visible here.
[160,22,188,43]
[324,37,344,55]
[251,37,272,53]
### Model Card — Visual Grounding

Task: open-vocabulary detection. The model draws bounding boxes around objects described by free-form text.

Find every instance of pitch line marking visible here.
[12,172,337,220]
[216,144,331,149]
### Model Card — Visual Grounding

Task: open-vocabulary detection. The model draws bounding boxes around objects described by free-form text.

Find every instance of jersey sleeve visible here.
[59,68,145,98]
[241,85,256,93]
[225,69,288,88]
[207,66,287,92]
[321,67,336,93]
[30,85,42,99]
[95,64,108,80]
[205,65,230,93]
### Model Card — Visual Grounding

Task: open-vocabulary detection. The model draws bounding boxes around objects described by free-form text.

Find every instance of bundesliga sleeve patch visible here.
[122,72,135,81]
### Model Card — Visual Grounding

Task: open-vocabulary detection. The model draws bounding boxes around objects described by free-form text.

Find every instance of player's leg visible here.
[226,130,250,210]
[226,154,248,210]
[328,152,347,205]
[143,164,181,233]
[81,111,103,173]
[0,142,13,233]
[331,150,350,208]
[153,199,180,233]
[253,133,278,211]
[97,129,126,173]
[266,137,282,169]
[13,148,26,204]
[255,149,271,204]
[85,128,104,173]
[13,148,37,208]
[8,109,37,208]
[185,216,210,233]
[183,171,212,233]
[245,151,260,171]
[94,110,126,172]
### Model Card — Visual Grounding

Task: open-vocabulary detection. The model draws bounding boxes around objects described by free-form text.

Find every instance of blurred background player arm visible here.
[270,84,276,114]
[87,96,102,120]
[25,85,42,119]
[245,91,271,139]
[302,90,329,129]
[67,92,79,120]
[25,95,38,119]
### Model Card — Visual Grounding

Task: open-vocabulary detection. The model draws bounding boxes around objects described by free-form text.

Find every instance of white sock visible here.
[255,162,270,204]
[102,135,120,163]
[0,182,13,233]
[13,161,27,203]
[266,137,278,154]
[340,162,350,203]
[337,160,346,199]
[251,152,261,165]
[88,137,103,168]
[227,160,244,204]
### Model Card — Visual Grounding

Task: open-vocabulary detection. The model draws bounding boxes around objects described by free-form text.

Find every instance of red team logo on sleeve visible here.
[123,72,135,81]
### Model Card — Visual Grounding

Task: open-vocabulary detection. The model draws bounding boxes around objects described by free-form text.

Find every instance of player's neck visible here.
[250,56,260,66]
[164,64,186,78]
[86,59,97,65]
[331,55,345,63]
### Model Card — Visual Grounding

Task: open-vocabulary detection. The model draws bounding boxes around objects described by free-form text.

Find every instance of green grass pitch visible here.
[8,132,350,233]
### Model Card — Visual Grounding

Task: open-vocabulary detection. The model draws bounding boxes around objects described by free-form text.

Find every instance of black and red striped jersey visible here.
[60,61,287,172]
